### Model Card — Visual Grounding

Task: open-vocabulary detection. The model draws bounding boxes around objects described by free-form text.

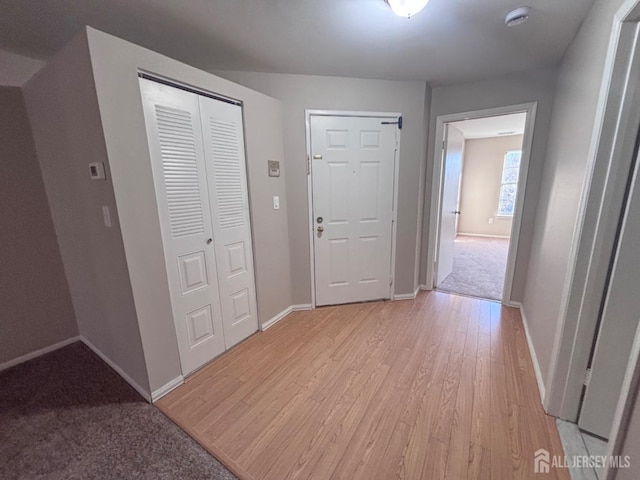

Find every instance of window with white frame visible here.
[498,150,522,216]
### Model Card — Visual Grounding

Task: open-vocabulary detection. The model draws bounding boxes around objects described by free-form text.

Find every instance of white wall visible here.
[522,0,630,396]
[0,87,77,366]
[458,135,523,237]
[0,49,43,86]
[22,31,150,393]
[213,71,430,299]
[85,28,293,393]
[421,68,558,301]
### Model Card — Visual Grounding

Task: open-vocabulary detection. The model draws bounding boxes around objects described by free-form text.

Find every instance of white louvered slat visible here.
[155,105,205,238]
[208,119,245,230]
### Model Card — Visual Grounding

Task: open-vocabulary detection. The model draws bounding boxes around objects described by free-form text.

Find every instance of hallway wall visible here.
[215,71,430,300]
[522,0,631,395]
[0,87,77,366]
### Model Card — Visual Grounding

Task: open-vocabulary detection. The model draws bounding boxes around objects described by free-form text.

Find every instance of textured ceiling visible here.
[0,0,596,85]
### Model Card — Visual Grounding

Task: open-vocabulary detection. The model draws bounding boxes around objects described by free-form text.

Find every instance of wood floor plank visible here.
[422,436,450,479]
[156,291,569,480]
[276,364,391,480]
[490,358,515,480]
[468,442,491,480]
[398,381,444,479]
[446,352,477,479]
[212,381,303,458]
[374,420,413,480]
[471,332,492,449]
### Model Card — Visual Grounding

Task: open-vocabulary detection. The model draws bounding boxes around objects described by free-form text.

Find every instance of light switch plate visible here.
[273,196,280,210]
[102,205,112,227]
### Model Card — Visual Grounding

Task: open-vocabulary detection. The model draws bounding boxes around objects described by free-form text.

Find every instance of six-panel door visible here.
[310,115,397,306]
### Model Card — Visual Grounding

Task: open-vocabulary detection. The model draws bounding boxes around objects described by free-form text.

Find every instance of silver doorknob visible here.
[317,226,324,233]
[453,211,461,215]
[206,238,213,244]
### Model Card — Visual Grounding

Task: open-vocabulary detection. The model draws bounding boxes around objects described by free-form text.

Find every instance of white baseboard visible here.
[457,232,511,239]
[419,284,431,291]
[80,336,151,402]
[292,303,313,312]
[393,286,420,301]
[0,336,80,372]
[151,376,184,402]
[261,303,313,331]
[513,302,546,404]
[261,306,293,331]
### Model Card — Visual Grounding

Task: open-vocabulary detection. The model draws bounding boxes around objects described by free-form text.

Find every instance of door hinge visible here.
[307,154,310,175]
[382,116,402,129]
[583,368,592,387]
[390,275,393,286]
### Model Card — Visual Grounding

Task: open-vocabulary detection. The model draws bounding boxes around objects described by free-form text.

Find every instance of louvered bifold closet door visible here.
[199,96,258,349]
[139,78,226,375]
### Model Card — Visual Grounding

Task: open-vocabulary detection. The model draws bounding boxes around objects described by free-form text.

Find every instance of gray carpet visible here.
[438,235,509,301]
[0,342,236,480]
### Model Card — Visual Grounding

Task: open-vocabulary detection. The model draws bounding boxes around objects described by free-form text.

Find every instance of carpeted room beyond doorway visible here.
[0,342,236,480]
[437,235,510,301]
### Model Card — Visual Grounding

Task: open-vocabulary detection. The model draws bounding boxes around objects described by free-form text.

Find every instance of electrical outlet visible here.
[273,196,280,210]
[489,218,494,224]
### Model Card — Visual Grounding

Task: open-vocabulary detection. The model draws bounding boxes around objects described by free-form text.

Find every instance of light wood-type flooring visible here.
[157,291,569,479]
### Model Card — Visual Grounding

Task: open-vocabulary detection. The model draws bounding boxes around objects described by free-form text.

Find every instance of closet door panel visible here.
[139,78,226,375]
[199,96,259,348]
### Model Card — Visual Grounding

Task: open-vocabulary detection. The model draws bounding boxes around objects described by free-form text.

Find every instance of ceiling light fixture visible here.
[385,0,430,19]
[505,6,531,27]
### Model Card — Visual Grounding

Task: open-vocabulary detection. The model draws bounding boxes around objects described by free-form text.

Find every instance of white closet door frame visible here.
[305,110,401,308]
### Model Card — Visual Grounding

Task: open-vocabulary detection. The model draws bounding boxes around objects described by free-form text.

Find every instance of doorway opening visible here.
[426,103,537,304]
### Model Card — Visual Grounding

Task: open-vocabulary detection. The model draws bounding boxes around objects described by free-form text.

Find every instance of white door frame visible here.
[538,2,640,476]
[545,3,640,421]
[425,102,538,305]
[588,6,640,476]
[305,109,401,308]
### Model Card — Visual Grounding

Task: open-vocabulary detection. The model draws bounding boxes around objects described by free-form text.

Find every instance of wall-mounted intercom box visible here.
[268,160,280,177]
[89,162,106,180]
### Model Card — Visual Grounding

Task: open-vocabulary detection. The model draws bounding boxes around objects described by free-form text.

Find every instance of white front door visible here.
[199,95,259,349]
[436,124,464,286]
[310,115,397,306]
[140,78,226,375]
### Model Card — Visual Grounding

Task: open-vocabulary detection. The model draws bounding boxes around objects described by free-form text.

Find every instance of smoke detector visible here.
[505,6,531,27]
